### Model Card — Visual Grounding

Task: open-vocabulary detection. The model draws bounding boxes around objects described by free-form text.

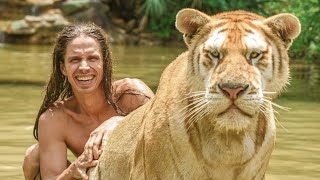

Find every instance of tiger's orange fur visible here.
[89,8,300,179]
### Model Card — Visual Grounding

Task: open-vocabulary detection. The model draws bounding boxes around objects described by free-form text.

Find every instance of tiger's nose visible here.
[218,84,249,100]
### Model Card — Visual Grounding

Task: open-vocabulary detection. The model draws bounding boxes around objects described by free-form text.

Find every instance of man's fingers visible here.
[86,160,99,167]
[78,169,88,180]
[75,159,97,180]
[79,159,98,168]
[87,145,93,162]
[74,161,87,179]
[84,136,95,162]
[92,132,104,160]
[100,132,109,149]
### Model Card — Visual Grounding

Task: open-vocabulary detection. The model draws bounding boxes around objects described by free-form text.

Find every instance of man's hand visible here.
[83,116,124,162]
[69,153,98,180]
[112,78,154,103]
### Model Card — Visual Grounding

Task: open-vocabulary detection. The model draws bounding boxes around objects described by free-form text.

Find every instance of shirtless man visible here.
[22,23,154,180]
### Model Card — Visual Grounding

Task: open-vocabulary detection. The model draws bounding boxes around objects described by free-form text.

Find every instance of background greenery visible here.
[143,0,320,62]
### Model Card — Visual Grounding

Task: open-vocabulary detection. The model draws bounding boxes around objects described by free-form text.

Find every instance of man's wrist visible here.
[56,163,78,180]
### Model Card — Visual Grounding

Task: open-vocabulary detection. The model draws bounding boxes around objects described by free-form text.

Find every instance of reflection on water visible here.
[0,32,4,44]
[0,44,319,179]
[0,85,41,179]
[268,100,320,179]
[283,63,320,101]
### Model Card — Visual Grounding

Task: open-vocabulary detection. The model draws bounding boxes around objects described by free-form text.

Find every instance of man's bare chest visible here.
[64,123,96,157]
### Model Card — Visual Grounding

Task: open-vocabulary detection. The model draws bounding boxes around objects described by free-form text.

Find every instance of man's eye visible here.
[89,58,98,62]
[70,59,80,63]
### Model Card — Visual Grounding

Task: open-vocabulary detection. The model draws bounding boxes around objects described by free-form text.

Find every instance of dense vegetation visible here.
[142,0,319,62]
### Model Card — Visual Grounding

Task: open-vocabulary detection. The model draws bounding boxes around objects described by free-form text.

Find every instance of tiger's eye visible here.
[210,50,220,58]
[250,51,260,58]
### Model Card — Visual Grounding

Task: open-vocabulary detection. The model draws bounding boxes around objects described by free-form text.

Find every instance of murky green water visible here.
[0,43,319,179]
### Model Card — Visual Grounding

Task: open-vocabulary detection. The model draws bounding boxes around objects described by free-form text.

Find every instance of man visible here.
[23,23,154,180]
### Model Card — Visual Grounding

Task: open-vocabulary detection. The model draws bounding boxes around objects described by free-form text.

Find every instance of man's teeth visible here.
[77,76,94,81]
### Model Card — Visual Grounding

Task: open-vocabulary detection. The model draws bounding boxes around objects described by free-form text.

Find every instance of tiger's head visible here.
[176,9,300,132]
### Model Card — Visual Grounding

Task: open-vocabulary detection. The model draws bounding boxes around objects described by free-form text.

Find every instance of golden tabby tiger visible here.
[89,8,300,179]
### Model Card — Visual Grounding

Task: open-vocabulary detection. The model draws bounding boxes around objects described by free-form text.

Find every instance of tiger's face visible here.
[176,9,300,132]
[200,25,267,132]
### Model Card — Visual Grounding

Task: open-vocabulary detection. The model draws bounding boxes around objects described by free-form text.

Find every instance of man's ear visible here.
[175,8,211,47]
[60,63,66,76]
[263,13,301,49]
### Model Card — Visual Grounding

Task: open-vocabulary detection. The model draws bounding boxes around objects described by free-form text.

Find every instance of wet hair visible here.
[33,22,116,140]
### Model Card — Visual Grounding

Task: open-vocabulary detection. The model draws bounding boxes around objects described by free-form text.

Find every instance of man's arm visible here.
[38,109,96,180]
[112,78,155,114]
[38,109,70,179]
[23,143,41,180]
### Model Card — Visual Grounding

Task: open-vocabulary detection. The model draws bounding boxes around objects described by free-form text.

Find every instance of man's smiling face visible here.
[61,35,104,94]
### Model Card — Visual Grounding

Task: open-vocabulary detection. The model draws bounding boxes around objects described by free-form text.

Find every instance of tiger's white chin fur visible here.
[214,109,256,132]
[205,92,262,132]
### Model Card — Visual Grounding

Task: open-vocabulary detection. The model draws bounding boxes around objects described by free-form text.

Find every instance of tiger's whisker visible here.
[186,91,206,95]
[262,91,277,94]
[178,98,206,114]
[186,102,209,130]
[260,104,279,115]
[185,100,208,121]
[186,104,207,126]
[274,115,289,132]
[262,99,290,111]
[263,96,273,100]
[259,104,288,132]
[178,94,204,103]
[179,100,207,124]
[184,100,208,124]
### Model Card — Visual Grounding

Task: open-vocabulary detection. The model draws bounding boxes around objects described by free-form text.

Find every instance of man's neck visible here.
[73,88,110,121]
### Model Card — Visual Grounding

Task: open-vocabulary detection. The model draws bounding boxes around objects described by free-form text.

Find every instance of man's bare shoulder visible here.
[38,99,73,126]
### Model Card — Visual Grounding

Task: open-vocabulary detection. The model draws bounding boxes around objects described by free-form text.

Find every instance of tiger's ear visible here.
[176,8,211,47]
[264,13,301,49]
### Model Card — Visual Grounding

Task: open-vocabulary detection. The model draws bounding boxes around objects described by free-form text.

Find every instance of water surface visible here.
[0,44,319,179]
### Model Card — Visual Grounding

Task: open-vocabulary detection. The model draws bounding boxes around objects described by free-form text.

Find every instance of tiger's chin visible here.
[214,107,256,133]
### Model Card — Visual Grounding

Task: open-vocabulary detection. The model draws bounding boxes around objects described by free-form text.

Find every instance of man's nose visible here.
[79,60,90,70]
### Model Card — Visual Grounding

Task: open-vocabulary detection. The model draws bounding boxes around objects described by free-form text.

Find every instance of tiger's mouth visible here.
[218,104,254,118]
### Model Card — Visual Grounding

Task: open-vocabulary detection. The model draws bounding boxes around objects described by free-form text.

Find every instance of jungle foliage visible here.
[142,0,320,62]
